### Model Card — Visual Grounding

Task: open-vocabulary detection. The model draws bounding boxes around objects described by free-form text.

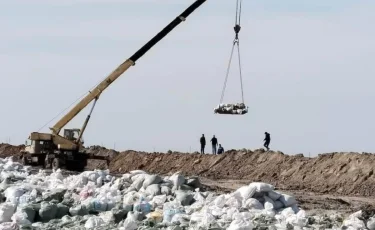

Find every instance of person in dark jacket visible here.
[217,144,224,154]
[200,134,206,154]
[264,132,271,151]
[211,135,218,155]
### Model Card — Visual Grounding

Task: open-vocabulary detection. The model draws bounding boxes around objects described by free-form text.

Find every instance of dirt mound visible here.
[108,149,375,197]
[1,144,375,197]
[0,143,24,158]
[85,145,119,169]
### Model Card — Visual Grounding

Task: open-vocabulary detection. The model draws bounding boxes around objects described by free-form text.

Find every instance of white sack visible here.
[150,194,167,209]
[268,190,282,201]
[142,175,162,189]
[249,182,274,193]
[171,213,190,225]
[84,216,105,229]
[0,222,19,230]
[175,191,194,206]
[133,201,151,215]
[39,202,58,222]
[12,210,32,226]
[274,201,284,210]
[163,201,184,223]
[131,177,145,191]
[264,195,276,210]
[169,173,185,189]
[343,210,366,229]
[213,195,226,208]
[228,218,254,230]
[161,186,172,196]
[244,198,264,210]
[285,210,307,228]
[145,184,161,196]
[279,194,297,207]
[198,211,216,228]
[225,196,242,209]
[130,170,147,176]
[4,187,26,203]
[368,216,375,230]
[0,203,16,223]
[234,185,256,201]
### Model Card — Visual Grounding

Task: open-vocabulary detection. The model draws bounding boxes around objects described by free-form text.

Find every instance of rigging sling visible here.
[214,0,248,115]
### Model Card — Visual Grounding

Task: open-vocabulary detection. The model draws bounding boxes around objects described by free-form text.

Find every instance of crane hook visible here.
[234,24,241,40]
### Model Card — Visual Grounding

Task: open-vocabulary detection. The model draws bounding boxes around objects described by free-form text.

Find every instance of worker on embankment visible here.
[218,144,224,154]
[211,135,218,155]
[264,132,271,151]
[200,134,206,154]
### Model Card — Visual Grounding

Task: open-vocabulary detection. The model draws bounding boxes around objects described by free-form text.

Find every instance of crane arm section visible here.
[50,0,207,135]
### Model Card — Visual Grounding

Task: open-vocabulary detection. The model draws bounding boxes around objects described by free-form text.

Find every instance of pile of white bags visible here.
[184,182,304,229]
[214,103,248,115]
[0,157,374,229]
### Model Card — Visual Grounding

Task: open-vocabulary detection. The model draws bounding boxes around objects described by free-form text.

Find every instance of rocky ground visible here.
[2,143,375,216]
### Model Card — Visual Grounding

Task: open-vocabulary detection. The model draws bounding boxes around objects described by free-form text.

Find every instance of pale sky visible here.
[0,0,374,155]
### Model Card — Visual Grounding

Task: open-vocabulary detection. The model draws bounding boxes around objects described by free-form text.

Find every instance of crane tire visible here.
[52,158,61,170]
[22,156,27,165]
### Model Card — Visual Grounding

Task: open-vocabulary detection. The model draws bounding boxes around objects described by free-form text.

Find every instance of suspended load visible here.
[215,0,248,115]
[214,103,248,115]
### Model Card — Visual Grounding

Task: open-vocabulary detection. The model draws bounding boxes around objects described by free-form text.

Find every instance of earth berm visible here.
[2,143,375,198]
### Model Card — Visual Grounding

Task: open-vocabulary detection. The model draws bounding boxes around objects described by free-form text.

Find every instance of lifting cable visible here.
[219,0,244,104]
[37,79,104,132]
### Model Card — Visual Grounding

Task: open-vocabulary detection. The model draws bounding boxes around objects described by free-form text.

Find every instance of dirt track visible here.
[2,143,375,214]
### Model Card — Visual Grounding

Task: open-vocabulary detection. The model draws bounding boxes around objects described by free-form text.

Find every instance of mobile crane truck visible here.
[20,0,207,171]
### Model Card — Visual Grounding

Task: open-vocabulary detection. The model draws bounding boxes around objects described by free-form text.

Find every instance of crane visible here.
[20,0,207,171]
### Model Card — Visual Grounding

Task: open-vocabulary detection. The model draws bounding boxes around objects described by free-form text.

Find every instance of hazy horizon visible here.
[1,0,374,156]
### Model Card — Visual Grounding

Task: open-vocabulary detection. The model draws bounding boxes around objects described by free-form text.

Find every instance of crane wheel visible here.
[43,158,48,169]
[52,158,61,170]
[22,156,27,165]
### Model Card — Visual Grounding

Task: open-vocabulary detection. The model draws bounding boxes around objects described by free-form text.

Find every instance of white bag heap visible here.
[0,157,373,229]
[214,103,248,115]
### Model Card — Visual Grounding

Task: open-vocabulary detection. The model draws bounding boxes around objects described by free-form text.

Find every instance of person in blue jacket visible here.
[217,144,224,154]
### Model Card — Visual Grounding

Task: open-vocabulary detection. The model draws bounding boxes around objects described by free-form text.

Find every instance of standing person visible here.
[263,132,271,151]
[200,134,206,154]
[211,135,218,155]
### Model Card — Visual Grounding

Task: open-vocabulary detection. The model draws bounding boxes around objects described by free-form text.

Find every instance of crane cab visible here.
[63,128,84,144]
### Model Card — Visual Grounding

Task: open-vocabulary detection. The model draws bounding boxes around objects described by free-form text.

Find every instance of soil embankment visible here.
[2,143,375,198]
[108,149,375,198]
[0,143,24,158]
